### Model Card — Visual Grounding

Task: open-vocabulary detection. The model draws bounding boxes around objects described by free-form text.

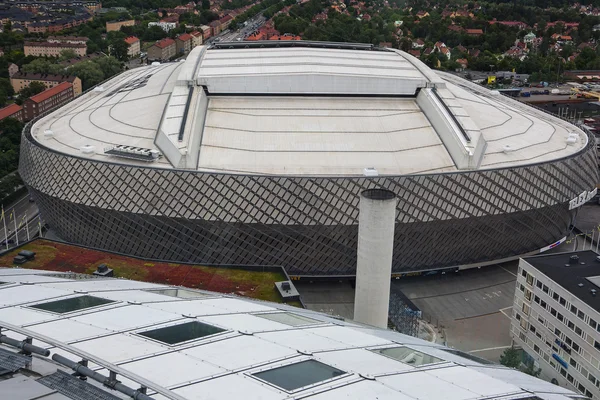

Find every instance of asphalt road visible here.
[0,192,41,250]
[213,14,267,43]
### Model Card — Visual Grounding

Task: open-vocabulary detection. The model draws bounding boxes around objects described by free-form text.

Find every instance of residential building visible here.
[466,28,483,36]
[24,41,86,57]
[175,33,192,54]
[106,19,135,32]
[190,31,203,48]
[200,24,211,39]
[23,81,74,121]
[511,251,600,399]
[11,73,82,96]
[0,103,23,122]
[209,20,221,36]
[525,32,536,44]
[148,21,177,32]
[124,36,140,58]
[47,36,88,45]
[147,38,176,61]
[219,14,233,30]
[412,39,425,49]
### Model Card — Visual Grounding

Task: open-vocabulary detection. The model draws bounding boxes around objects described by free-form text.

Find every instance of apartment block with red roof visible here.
[147,38,176,61]
[0,104,24,122]
[23,82,74,121]
[176,33,192,54]
[190,31,203,48]
[124,36,140,58]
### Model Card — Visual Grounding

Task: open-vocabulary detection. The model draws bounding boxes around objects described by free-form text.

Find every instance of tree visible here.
[67,61,105,90]
[58,49,78,61]
[202,0,210,9]
[93,56,122,79]
[499,346,521,369]
[110,38,130,61]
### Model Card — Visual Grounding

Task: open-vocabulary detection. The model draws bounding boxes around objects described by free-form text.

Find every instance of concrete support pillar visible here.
[353,188,397,329]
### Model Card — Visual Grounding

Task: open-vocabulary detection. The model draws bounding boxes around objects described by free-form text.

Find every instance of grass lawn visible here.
[0,239,291,304]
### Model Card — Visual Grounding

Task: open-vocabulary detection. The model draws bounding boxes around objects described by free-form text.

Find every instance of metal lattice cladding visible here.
[19,127,599,276]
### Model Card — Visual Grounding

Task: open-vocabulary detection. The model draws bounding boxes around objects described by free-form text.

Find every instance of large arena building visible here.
[19,41,599,277]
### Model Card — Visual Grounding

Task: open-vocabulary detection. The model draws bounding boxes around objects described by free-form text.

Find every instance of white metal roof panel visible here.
[0,268,58,275]
[0,274,74,284]
[26,319,113,343]
[424,365,522,397]
[0,285,69,307]
[256,329,349,353]
[0,306,58,326]
[94,290,184,303]
[314,348,414,376]
[39,279,167,292]
[304,380,416,400]
[72,334,168,363]
[71,305,182,331]
[120,352,225,388]
[471,366,577,395]
[142,300,225,316]
[199,298,276,313]
[172,373,286,400]
[305,326,392,347]
[182,335,297,370]
[197,314,290,333]
[377,370,481,400]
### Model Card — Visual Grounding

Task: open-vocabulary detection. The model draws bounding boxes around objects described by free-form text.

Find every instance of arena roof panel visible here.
[29,43,588,176]
[0,267,587,399]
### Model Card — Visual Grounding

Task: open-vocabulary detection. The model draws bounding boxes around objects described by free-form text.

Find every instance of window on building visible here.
[525,288,532,301]
[594,340,600,351]
[526,273,534,286]
[553,292,560,301]
[570,305,577,314]
[570,358,577,368]
[590,318,597,329]
[561,367,567,377]
[551,308,557,317]
[252,360,346,392]
[541,300,547,309]
[559,297,567,307]
[534,295,540,304]
[575,326,582,336]
[557,313,564,322]
[536,280,543,289]
[578,310,585,320]
[573,343,580,353]
[567,373,574,383]
[520,318,528,330]
[568,321,575,330]
[523,303,530,316]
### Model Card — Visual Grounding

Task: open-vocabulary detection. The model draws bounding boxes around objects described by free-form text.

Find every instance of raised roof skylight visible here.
[138,321,225,345]
[29,295,114,314]
[143,288,209,299]
[372,346,444,366]
[252,360,346,391]
[255,312,321,326]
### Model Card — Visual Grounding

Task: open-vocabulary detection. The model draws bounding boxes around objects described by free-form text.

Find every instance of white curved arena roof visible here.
[30,42,587,176]
[0,267,586,400]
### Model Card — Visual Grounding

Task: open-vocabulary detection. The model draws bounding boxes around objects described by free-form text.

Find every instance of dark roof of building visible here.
[524,250,600,313]
[27,81,72,104]
[12,72,79,83]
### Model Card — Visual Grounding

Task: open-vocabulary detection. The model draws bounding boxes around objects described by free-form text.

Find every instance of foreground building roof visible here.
[29,41,587,175]
[0,267,587,399]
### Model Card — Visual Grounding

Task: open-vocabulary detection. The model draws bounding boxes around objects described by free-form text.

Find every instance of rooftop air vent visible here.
[80,145,95,154]
[93,86,104,92]
[43,129,53,138]
[578,283,585,287]
[596,256,600,263]
[363,167,378,177]
[570,254,580,265]
[567,134,578,145]
[151,61,160,66]
[490,90,500,96]
[503,145,512,153]
[592,289,597,296]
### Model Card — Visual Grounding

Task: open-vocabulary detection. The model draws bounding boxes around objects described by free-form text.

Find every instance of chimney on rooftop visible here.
[570,254,580,265]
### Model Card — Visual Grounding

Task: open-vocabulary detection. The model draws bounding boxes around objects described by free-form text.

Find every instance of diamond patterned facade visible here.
[19,126,599,277]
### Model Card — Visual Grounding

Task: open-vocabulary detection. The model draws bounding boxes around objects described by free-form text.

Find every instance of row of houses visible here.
[0,81,74,122]
[24,40,87,57]
[147,31,203,61]
[10,73,82,96]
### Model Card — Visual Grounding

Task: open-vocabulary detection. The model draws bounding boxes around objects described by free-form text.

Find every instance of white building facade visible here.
[511,250,600,399]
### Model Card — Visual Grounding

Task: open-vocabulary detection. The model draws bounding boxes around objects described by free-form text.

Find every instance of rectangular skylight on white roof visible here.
[138,321,226,345]
[372,346,444,367]
[252,360,346,392]
[255,312,321,327]
[29,295,115,314]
